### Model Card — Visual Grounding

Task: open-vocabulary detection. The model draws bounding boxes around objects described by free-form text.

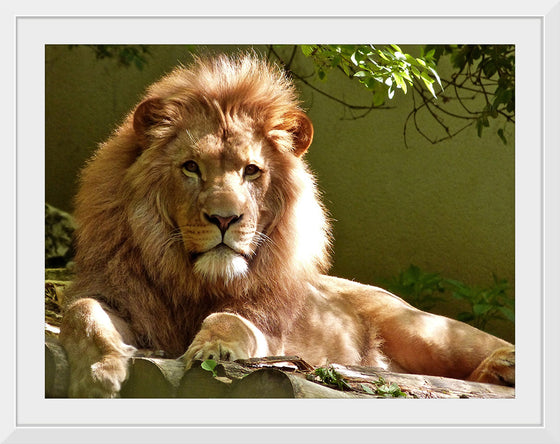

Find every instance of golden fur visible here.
[60,54,514,397]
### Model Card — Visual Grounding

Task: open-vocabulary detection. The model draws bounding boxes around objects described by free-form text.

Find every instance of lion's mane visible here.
[66,54,331,356]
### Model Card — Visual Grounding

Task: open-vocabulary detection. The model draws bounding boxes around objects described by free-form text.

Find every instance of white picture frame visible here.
[4,2,559,442]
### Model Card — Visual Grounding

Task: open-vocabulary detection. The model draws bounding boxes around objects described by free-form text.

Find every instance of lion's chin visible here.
[193,246,249,283]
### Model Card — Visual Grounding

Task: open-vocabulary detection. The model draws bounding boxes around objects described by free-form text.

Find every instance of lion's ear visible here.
[271,111,314,157]
[132,97,184,142]
[289,112,314,157]
[133,98,164,137]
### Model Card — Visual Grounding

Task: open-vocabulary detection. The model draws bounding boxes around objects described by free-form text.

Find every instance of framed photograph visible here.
[5,2,560,443]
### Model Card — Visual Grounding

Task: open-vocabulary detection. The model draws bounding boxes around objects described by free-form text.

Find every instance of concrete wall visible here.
[45,45,514,339]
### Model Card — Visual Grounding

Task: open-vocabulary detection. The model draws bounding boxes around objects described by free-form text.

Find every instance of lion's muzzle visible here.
[203,212,243,236]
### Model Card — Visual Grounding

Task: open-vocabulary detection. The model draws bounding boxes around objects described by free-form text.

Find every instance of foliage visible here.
[200,359,219,377]
[384,265,514,332]
[69,45,152,70]
[361,377,407,398]
[299,44,443,105]
[311,366,351,390]
[420,44,515,144]
[384,264,446,311]
[73,43,514,146]
[270,44,514,146]
[446,274,515,331]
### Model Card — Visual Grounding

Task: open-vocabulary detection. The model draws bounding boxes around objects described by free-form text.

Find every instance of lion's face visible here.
[112,56,330,293]
[164,115,275,282]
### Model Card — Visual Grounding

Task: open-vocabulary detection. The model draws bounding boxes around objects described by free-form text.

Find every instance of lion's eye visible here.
[244,164,261,179]
[182,160,200,177]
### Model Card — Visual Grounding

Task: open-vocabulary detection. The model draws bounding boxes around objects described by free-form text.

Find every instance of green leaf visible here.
[350,51,358,66]
[476,117,484,137]
[393,72,407,93]
[424,81,436,99]
[372,92,386,107]
[378,50,390,62]
[400,70,413,83]
[420,72,437,98]
[404,53,416,64]
[314,366,351,390]
[498,306,515,322]
[364,76,380,91]
[497,128,507,144]
[410,65,421,78]
[340,62,351,77]
[473,303,493,316]
[330,54,342,68]
[300,45,315,57]
[420,71,434,84]
[387,82,395,99]
[375,381,406,398]
[428,67,443,91]
[481,59,497,78]
[201,359,218,377]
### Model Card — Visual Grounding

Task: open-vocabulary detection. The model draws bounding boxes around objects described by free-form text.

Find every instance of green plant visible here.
[384,264,446,311]
[311,366,351,391]
[300,44,443,105]
[411,44,515,145]
[383,265,514,334]
[361,377,407,398]
[269,44,514,146]
[445,274,514,331]
[69,45,152,70]
[200,359,218,377]
[75,44,514,146]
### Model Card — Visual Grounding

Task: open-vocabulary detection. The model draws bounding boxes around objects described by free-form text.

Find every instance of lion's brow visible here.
[184,129,197,145]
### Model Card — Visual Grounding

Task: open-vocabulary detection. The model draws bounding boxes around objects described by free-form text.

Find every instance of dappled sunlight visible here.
[382,306,506,379]
[287,288,362,366]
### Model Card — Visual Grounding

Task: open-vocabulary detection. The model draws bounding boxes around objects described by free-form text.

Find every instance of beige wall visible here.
[45,45,514,339]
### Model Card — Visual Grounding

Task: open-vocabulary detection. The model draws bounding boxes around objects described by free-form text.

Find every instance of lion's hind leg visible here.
[467,346,515,387]
[59,298,137,398]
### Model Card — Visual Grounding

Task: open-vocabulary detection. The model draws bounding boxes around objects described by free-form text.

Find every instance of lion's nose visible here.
[204,213,242,234]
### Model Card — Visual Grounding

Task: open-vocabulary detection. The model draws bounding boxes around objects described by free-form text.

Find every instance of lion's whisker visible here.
[254,230,274,248]
[162,229,184,249]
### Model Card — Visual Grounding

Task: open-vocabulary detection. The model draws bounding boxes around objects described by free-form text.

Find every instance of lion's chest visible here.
[128,293,224,357]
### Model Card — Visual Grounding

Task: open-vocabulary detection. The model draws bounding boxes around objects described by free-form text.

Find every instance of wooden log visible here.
[44,336,514,399]
[229,368,372,398]
[120,357,184,398]
[236,356,315,372]
[177,364,233,398]
[330,364,515,399]
[229,368,295,398]
[45,336,69,398]
[178,363,370,398]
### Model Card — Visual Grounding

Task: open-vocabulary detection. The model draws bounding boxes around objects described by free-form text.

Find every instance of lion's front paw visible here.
[468,346,515,387]
[180,339,250,370]
[181,312,270,369]
[69,353,133,398]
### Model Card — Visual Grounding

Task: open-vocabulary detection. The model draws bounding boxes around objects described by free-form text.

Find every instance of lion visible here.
[59,53,515,398]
